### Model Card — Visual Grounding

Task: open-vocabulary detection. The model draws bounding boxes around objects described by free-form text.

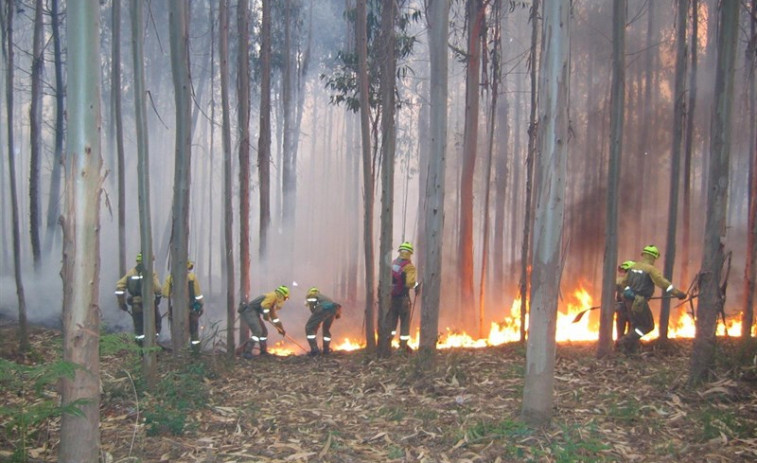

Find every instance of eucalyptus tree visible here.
[259,0,272,260]
[59,0,103,458]
[743,0,757,343]
[238,0,252,334]
[45,0,65,254]
[29,0,44,269]
[521,0,570,427]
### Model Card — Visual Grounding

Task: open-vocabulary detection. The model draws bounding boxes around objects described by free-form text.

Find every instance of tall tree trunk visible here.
[45,0,65,253]
[219,0,236,358]
[131,0,158,383]
[458,0,484,328]
[2,0,28,353]
[29,0,44,269]
[598,0,625,359]
[114,0,126,278]
[682,0,699,295]
[660,0,689,340]
[59,0,102,459]
[258,0,272,260]
[742,0,757,341]
[376,0,397,359]
[282,0,296,272]
[356,0,376,352]
[238,0,251,344]
[169,0,193,351]
[522,0,569,428]
[519,0,539,343]
[689,0,738,385]
[419,0,449,358]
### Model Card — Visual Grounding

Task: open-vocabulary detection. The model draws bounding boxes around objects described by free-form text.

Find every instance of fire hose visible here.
[570,294,691,323]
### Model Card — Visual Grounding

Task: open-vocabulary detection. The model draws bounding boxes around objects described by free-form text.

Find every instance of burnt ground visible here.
[1,323,756,463]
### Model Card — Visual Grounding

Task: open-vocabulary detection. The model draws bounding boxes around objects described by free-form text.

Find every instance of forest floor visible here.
[1,322,757,463]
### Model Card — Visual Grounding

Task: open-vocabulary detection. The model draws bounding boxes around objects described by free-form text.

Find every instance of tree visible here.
[659,0,689,340]
[521,0,570,427]
[419,0,450,358]
[29,0,44,269]
[238,0,251,344]
[598,0,626,359]
[168,0,193,351]
[1,0,28,353]
[130,0,158,383]
[219,0,236,358]
[458,0,484,328]
[743,0,757,342]
[59,0,103,459]
[689,0,739,385]
[376,0,397,358]
[258,0,272,260]
[114,0,127,277]
[356,0,376,352]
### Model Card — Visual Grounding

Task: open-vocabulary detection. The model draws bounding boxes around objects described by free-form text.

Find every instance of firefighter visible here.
[304,287,342,356]
[238,285,289,359]
[616,245,687,353]
[385,241,419,353]
[115,252,163,346]
[163,260,204,351]
[615,260,634,341]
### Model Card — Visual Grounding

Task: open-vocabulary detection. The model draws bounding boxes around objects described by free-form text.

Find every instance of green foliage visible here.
[0,359,88,462]
[142,361,210,436]
[464,417,532,444]
[546,423,610,463]
[697,406,754,441]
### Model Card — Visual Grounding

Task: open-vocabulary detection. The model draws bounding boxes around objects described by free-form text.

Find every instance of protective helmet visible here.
[275,285,290,299]
[398,241,414,254]
[619,260,635,271]
[306,287,319,298]
[136,252,143,263]
[187,260,195,270]
[642,245,660,259]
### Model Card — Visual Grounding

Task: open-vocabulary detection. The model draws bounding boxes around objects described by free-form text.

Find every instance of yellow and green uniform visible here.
[386,249,417,350]
[305,292,342,355]
[163,272,204,345]
[238,290,288,357]
[114,265,162,344]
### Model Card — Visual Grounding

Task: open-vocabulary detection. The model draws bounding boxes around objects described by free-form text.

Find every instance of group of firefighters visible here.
[115,241,419,357]
[116,241,683,356]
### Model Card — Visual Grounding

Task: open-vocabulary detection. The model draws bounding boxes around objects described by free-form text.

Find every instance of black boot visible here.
[259,340,270,356]
[242,340,253,359]
[399,341,413,354]
[307,338,320,356]
[322,340,331,355]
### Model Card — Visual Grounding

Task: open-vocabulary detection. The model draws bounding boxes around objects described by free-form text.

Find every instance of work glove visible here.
[413,282,421,296]
[674,289,687,300]
[276,325,286,336]
[622,287,635,300]
[192,300,203,313]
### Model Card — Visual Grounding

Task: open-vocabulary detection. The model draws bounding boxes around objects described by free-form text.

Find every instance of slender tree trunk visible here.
[660,0,689,340]
[114,0,126,278]
[682,0,699,293]
[29,0,44,269]
[59,0,102,459]
[258,0,272,260]
[519,0,539,343]
[238,0,251,344]
[45,0,65,254]
[522,0,569,428]
[376,0,397,358]
[598,0,625,359]
[689,0,738,385]
[282,0,296,272]
[219,0,236,358]
[356,0,376,352]
[742,0,756,341]
[169,1,193,351]
[2,0,28,353]
[458,0,484,328]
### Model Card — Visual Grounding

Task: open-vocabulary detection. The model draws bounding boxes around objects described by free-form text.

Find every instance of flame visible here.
[260,283,750,355]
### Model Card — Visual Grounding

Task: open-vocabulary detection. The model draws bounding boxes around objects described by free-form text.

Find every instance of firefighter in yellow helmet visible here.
[238,285,289,359]
[616,245,687,353]
[114,252,163,346]
[162,260,204,351]
[614,260,635,341]
[385,241,418,353]
[304,287,342,356]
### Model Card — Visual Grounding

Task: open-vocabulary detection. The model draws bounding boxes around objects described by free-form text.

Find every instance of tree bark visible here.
[29,0,44,269]
[689,0,738,386]
[237,0,251,344]
[59,0,103,459]
[113,0,126,278]
[258,0,272,260]
[742,0,756,341]
[522,0,570,428]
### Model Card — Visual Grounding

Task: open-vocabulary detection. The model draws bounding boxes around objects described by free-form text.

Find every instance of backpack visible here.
[391,259,409,297]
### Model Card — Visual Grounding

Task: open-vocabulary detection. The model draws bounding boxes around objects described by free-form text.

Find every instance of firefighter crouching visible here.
[238,285,289,359]
[616,245,687,353]
[163,260,204,351]
[115,252,163,346]
[304,287,342,356]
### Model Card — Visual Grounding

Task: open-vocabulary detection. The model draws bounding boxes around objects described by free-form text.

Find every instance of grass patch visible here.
[142,361,210,436]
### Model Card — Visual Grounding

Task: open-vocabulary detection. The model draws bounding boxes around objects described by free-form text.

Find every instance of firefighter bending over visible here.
[163,260,204,351]
[238,285,289,359]
[304,287,342,356]
[115,252,163,346]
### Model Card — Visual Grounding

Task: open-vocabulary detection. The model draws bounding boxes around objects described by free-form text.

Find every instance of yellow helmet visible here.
[398,241,414,254]
[642,245,660,259]
[276,285,290,299]
[187,260,195,270]
[306,287,319,298]
[136,252,143,263]
[619,260,635,270]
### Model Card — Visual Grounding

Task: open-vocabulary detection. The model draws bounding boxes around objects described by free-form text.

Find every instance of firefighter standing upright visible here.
[615,260,635,341]
[617,245,687,352]
[304,287,342,356]
[163,260,204,351]
[115,253,163,346]
[238,285,289,359]
[386,241,418,353]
